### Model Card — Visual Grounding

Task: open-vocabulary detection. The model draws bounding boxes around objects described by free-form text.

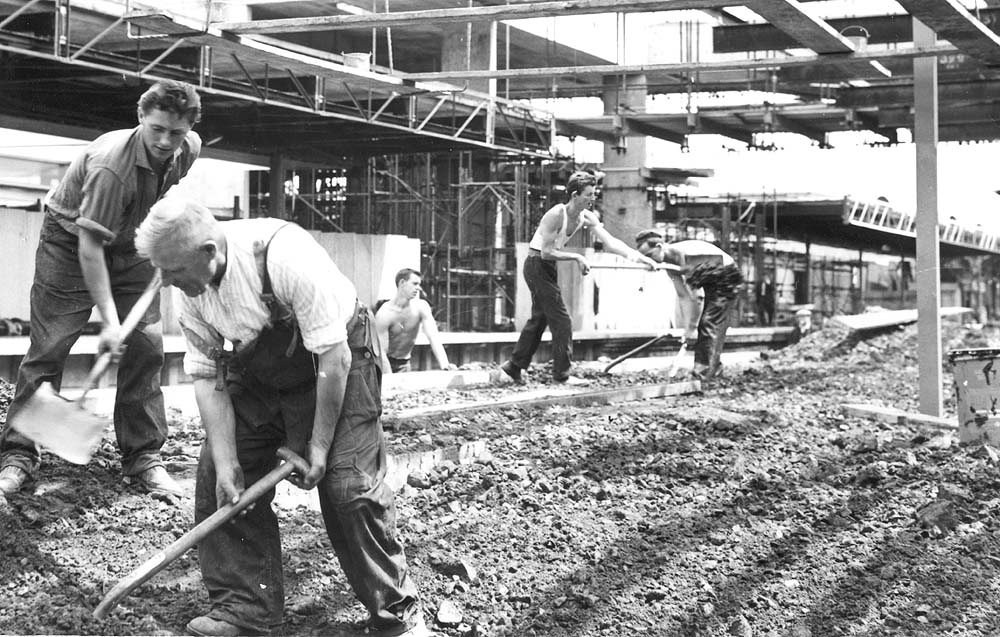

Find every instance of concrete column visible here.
[913,18,943,416]
[600,75,650,245]
[441,23,496,95]
[268,153,287,219]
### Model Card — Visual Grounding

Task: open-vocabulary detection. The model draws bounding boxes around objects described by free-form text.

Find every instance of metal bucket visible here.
[949,348,1000,444]
[342,52,371,71]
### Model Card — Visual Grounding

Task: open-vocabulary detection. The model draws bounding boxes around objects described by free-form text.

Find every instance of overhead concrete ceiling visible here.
[2,0,1000,160]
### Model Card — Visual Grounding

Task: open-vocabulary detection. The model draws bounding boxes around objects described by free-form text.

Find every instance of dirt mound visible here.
[0,378,12,426]
[772,317,997,367]
[4,325,1000,635]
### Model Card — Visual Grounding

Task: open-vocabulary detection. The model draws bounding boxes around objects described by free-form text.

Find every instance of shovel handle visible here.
[80,271,163,400]
[93,447,309,620]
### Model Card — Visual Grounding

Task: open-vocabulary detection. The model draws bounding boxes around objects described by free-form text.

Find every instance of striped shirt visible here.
[179,219,356,380]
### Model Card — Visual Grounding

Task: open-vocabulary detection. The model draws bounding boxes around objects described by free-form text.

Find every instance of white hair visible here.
[135,197,217,260]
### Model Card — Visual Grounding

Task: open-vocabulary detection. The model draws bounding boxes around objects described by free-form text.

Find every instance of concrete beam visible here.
[403,43,957,82]
[216,0,736,34]
[746,0,855,54]
[897,0,1000,65]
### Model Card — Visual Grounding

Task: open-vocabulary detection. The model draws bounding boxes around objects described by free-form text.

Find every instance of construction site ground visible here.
[2,318,1000,637]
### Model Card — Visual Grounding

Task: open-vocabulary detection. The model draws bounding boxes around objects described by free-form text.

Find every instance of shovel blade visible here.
[8,382,107,465]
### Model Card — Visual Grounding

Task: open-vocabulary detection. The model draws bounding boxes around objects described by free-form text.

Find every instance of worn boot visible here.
[0,465,30,496]
[124,466,183,497]
[186,616,267,636]
[499,360,524,384]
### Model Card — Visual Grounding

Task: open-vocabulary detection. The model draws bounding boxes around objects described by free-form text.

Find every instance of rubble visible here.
[1,320,1000,634]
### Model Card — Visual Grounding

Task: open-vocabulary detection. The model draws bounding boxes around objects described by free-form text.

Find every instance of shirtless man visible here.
[375,268,454,373]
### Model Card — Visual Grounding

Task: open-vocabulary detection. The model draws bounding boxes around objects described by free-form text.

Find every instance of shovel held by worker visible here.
[8,271,163,465]
[93,447,310,620]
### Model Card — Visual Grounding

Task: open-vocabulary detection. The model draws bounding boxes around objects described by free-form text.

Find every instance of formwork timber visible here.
[384,380,702,430]
[0,327,794,390]
[843,403,957,430]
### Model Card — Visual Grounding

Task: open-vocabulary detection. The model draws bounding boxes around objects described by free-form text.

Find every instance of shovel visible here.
[93,447,310,620]
[666,340,689,379]
[8,271,163,465]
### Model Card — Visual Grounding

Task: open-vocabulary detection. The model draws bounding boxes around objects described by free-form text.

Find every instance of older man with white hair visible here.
[134,198,428,637]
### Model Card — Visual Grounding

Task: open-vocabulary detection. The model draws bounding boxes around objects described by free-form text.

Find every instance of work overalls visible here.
[193,232,419,634]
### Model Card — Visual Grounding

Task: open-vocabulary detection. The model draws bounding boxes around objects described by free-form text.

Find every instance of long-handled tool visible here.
[9,271,162,465]
[93,447,310,620]
[603,334,672,374]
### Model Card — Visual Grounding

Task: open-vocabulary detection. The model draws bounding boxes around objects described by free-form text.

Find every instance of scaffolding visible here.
[248,151,554,330]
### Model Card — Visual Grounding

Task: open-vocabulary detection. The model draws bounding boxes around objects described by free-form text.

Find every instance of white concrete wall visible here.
[514,242,681,334]
[0,209,419,333]
[0,208,44,320]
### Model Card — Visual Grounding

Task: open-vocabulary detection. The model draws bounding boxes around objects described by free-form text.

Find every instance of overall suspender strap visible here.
[257,223,300,357]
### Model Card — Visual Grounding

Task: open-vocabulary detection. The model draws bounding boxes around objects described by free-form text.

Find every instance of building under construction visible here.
[1,0,999,345]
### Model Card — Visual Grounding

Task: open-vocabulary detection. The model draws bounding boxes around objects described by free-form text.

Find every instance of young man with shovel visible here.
[134,199,428,636]
[0,80,202,499]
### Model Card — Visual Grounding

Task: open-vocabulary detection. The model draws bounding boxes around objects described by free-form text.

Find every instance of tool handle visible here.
[589,263,682,272]
[80,271,163,401]
[92,447,309,620]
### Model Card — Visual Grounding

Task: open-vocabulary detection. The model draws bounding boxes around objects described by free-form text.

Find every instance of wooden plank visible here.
[386,381,701,426]
[843,403,956,430]
[831,306,971,331]
[897,0,1000,65]
[747,0,854,54]
[216,0,733,35]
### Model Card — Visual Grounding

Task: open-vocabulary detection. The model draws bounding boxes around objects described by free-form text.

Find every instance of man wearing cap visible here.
[499,171,660,385]
[636,230,743,381]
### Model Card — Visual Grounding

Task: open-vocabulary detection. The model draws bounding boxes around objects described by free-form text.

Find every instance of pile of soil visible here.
[2,320,1000,636]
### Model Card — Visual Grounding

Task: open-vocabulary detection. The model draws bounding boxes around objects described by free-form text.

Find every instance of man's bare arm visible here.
[193,377,245,510]
[419,300,453,370]
[584,212,658,268]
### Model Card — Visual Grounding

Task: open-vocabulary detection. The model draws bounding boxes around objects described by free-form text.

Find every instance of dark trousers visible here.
[387,356,411,373]
[692,264,743,379]
[510,255,573,380]
[1,214,166,475]
[194,316,418,633]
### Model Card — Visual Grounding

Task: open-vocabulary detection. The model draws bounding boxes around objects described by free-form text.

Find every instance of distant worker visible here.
[500,171,660,385]
[375,268,455,373]
[636,230,744,381]
[755,273,776,326]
